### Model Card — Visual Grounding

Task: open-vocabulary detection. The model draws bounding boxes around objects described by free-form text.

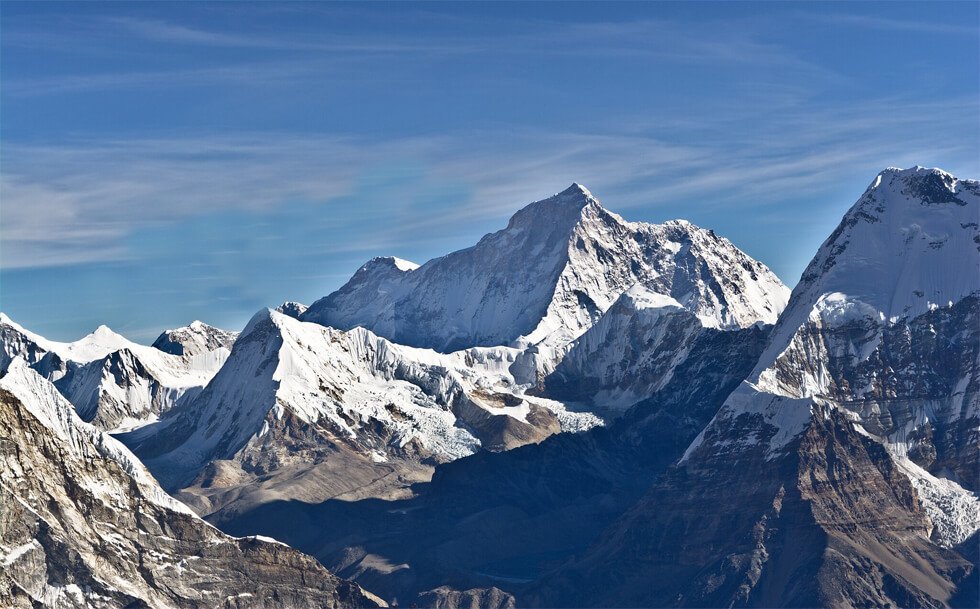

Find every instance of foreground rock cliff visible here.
[0,361,384,609]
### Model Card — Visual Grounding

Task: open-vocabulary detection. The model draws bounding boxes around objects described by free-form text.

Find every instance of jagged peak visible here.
[367,255,420,272]
[153,319,238,356]
[658,218,714,237]
[161,319,222,334]
[356,255,420,275]
[877,165,955,179]
[563,182,595,198]
[502,182,606,237]
[790,165,978,329]
[819,167,976,250]
[275,301,309,320]
[242,307,278,336]
[866,166,974,204]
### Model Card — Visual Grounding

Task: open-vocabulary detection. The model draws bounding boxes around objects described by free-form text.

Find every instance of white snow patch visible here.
[1,540,40,566]
[894,456,980,547]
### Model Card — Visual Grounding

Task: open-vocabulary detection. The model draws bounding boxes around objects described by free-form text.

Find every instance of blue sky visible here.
[2,2,977,342]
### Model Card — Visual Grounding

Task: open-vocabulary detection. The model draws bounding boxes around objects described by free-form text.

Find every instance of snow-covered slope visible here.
[545,286,705,410]
[53,344,230,431]
[683,167,980,547]
[0,360,385,608]
[0,314,133,370]
[303,184,789,373]
[0,314,230,431]
[152,320,239,356]
[128,309,599,503]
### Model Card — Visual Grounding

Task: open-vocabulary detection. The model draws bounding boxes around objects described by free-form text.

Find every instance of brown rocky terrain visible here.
[0,365,385,609]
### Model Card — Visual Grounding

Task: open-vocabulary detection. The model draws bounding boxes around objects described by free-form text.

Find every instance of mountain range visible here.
[1,166,976,608]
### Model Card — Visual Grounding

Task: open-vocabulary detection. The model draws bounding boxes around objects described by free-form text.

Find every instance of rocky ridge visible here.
[0,360,384,609]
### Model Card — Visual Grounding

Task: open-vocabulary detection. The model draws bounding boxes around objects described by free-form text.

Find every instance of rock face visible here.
[684,167,980,546]
[0,361,384,609]
[303,184,788,369]
[527,167,979,607]
[0,315,230,432]
[417,586,516,609]
[530,407,973,608]
[274,301,309,319]
[545,286,714,410]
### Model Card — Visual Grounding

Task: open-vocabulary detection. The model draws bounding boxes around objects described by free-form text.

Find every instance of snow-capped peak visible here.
[0,314,132,365]
[274,300,309,319]
[566,182,594,198]
[0,315,233,432]
[730,166,980,412]
[791,166,978,327]
[48,324,133,363]
[152,319,238,357]
[0,312,51,348]
[303,184,789,359]
[504,182,599,232]
[684,168,979,508]
[391,257,420,271]
[358,256,420,274]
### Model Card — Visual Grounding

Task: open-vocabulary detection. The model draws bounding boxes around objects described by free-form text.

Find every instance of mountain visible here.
[3,167,972,608]
[0,359,384,609]
[125,308,600,514]
[152,320,239,356]
[205,315,772,603]
[122,185,788,520]
[544,285,709,409]
[195,291,775,603]
[303,184,788,375]
[686,166,979,538]
[0,315,230,432]
[1,315,132,373]
[275,301,309,319]
[206,167,979,607]
[528,167,979,607]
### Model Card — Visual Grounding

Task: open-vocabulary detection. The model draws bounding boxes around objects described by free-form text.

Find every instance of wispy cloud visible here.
[2,62,330,96]
[3,93,976,272]
[105,16,489,54]
[2,11,845,99]
[798,11,979,36]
